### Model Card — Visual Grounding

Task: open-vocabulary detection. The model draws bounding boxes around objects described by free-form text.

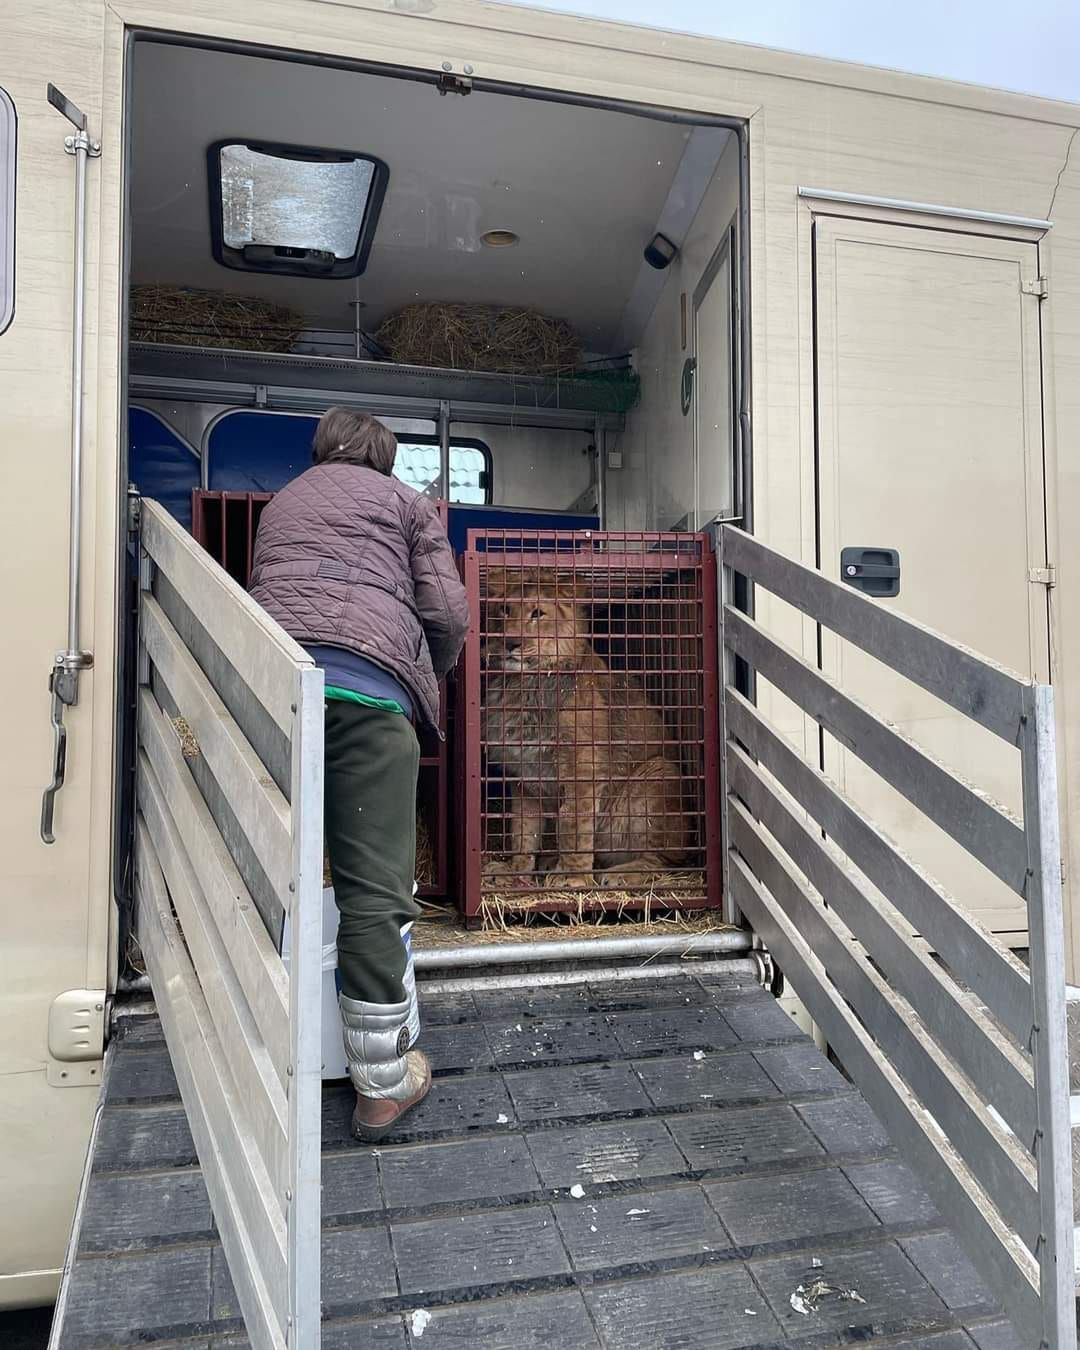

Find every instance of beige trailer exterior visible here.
[2,0,1079,1307]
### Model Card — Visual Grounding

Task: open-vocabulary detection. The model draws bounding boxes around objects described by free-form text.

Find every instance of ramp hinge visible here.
[47,990,106,1085]
[1021,276,1048,299]
[1029,564,1056,587]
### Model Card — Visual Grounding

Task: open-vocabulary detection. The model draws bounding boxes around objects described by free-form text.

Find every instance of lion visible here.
[481,566,690,890]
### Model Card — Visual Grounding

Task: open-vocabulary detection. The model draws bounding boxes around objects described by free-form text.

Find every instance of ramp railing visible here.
[133,499,324,1350]
[719,524,1074,1350]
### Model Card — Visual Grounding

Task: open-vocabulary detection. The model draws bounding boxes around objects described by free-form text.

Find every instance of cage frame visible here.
[457,527,722,922]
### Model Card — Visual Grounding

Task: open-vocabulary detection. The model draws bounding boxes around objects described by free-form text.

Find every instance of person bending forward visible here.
[250,409,469,1140]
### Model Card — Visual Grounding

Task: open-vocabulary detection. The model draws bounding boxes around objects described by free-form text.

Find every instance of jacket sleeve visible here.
[409,496,470,677]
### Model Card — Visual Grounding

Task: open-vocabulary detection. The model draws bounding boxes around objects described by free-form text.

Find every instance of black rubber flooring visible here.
[55,966,1024,1348]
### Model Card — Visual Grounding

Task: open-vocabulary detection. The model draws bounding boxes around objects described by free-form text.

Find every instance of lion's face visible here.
[484,572,591,671]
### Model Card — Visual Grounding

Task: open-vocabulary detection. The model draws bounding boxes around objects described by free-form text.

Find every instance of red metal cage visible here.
[190,488,450,898]
[457,528,721,922]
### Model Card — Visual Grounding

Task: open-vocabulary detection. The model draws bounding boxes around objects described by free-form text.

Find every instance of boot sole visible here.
[350,1063,433,1143]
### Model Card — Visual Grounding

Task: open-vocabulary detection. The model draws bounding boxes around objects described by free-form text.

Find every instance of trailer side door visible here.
[813,215,1049,943]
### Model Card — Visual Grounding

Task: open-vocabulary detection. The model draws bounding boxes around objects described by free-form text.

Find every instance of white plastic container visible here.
[280,884,421,1082]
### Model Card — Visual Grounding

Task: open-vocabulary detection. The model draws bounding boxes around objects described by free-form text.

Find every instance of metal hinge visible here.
[47,989,106,1085]
[437,72,472,96]
[1021,276,1048,299]
[1029,565,1056,587]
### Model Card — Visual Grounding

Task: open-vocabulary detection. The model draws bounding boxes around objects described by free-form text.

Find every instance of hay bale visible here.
[376,303,581,376]
[130,284,303,353]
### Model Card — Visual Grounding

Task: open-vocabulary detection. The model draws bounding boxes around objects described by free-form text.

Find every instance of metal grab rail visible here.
[39,85,100,844]
[134,500,324,1350]
[718,524,1074,1350]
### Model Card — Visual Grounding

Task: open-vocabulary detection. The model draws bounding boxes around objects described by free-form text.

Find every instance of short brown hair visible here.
[312,409,397,475]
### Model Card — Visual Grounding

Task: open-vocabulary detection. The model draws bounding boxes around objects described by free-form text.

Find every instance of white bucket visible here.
[280,883,421,1082]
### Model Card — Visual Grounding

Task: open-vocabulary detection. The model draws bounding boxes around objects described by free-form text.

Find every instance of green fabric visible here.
[325,683,407,716]
[323,700,420,1004]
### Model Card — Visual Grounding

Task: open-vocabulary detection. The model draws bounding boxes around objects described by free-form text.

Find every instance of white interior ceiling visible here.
[130,42,731,354]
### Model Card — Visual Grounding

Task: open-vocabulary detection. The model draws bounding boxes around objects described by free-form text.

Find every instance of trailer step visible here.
[53,969,1024,1348]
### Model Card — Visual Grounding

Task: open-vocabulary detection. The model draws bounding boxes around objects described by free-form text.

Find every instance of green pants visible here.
[324,700,421,1005]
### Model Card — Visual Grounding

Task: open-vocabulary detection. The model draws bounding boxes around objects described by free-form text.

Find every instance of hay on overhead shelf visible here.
[130,284,303,353]
[376,303,582,376]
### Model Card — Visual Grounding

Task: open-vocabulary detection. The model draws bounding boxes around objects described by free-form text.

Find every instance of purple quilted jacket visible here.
[249,463,469,728]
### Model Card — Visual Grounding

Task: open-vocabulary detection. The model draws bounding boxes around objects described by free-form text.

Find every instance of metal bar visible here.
[797,185,1053,232]
[462,550,483,920]
[1019,684,1076,1349]
[594,420,607,527]
[140,595,293,899]
[728,794,1040,1247]
[724,606,1029,894]
[437,399,451,503]
[726,851,1045,1346]
[728,742,1036,1134]
[286,664,324,1350]
[65,123,88,658]
[414,929,751,970]
[137,751,289,1191]
[135,825,289,1349]
[39,96,99,843]
[735,126,753,535]
[127,369,625,433]
[720,526,1026,743]
[699,541,724,911]
[418,957,761,996]
[137,690,289,1076]
[717,530,738,926]
[726,689,1032,1044]
[142,501,310,737]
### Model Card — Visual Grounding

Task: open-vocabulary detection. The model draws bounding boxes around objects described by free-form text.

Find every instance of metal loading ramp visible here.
[71,503,1069,1348]
[56,972,1023,1350]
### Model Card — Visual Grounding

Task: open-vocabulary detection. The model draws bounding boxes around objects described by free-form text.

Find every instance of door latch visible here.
[840,547,901,598]
[41,651,94,844]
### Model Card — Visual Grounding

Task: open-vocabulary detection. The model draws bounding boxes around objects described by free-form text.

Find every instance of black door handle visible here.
[841,547,900,598]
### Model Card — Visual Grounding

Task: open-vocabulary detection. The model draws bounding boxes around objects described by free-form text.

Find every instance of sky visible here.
[509,0,1080,105]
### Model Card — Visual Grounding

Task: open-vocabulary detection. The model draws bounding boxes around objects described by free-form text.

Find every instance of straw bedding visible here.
[414,896,733,947]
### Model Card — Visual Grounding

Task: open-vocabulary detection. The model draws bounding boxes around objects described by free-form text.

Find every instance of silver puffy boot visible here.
[340,994,431,1142]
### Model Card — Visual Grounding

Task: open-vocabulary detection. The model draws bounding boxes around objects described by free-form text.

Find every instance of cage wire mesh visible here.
[459,529,721,921]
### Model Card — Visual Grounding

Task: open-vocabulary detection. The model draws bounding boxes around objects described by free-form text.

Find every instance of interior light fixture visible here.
[480,229,520,248]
